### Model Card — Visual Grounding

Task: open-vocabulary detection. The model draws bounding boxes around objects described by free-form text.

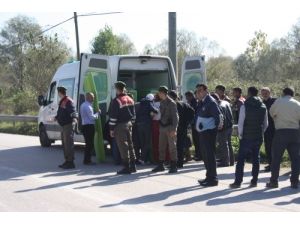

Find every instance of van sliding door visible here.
[78,54,111,129]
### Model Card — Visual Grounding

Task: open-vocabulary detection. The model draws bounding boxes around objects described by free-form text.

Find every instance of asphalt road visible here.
[0,133,299,211]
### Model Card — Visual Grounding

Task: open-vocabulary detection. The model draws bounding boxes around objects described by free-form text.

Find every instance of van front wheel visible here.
[39,125,52,147]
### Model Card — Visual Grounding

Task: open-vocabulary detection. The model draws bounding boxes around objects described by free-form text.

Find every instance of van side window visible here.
[48,81,57,105]
[58,78,75,99]
[83,71,108,102]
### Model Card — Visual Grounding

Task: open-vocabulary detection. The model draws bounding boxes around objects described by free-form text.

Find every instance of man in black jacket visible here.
[195,84,222,187]
[230,87,268,188]
[135,93,158,164]
[261,87,276,172]
[211,93,234,167]
[185,91,202,161]
[109,81,136,175]
[55,86,78,169]
[169,90,194,168]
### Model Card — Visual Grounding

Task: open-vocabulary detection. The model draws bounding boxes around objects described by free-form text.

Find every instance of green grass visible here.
[0,121,38,136]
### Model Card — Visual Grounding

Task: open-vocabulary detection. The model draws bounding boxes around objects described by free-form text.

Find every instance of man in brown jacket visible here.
[152,86,179,173]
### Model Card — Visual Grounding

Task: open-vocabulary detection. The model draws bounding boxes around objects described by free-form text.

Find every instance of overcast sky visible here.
[0,0,299,58]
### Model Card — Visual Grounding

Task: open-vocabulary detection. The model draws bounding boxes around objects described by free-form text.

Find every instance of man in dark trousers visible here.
[108,81,136,175]
[260,87,276,172]
[55,86,78,169]
[80,92,101,165]
[267,87,300,189]
[230,87,268,188]
[135,93,158,164]
[152,86,179,174]
[169,90,194,168]
[185,91,202,161]
[195,84,222,187]
[211,93,234,167]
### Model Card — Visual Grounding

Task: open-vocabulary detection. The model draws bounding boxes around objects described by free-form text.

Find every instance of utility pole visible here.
[74,12,80,61]
[168,12,177,79]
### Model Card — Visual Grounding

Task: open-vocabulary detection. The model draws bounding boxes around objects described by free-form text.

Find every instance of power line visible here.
[1,12,122,51]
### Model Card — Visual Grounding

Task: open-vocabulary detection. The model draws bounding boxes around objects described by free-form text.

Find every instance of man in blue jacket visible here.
[195,84,222,187]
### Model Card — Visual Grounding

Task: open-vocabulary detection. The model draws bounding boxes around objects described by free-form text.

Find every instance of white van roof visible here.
[52,61,80,82]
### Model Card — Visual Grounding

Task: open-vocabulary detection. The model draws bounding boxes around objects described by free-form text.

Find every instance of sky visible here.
[0,0,300,58]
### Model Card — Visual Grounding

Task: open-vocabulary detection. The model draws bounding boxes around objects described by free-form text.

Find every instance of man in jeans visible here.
[266,87,300,189]
[230,86,268,188]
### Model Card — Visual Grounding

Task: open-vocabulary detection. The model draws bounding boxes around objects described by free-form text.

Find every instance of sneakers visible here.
[229,182,241,189]
[59,161,75,169]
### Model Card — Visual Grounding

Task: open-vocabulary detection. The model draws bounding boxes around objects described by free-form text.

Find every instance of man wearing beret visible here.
[152,86,179,173]
[108,81,137,174]
[55,86,78,169]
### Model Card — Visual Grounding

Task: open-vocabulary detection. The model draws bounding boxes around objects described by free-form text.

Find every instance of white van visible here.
[37,53,205,147]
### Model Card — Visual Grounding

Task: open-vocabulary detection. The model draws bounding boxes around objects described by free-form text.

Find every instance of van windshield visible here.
[118,70,169,101]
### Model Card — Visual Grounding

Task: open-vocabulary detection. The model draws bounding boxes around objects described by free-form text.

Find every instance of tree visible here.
[143,29,223,81]
[0,15,70,114]
[0,15,41,91]
[91,25,135,55]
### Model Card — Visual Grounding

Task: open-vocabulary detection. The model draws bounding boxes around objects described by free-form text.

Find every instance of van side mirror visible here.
[38,95,46,106]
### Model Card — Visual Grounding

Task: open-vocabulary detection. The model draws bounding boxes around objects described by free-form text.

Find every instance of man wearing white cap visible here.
[135,93,158,164]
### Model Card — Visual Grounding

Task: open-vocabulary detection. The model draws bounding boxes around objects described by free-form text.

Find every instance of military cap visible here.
[158,86,168,94]
[57,86,67,92]
[114,81,126,89]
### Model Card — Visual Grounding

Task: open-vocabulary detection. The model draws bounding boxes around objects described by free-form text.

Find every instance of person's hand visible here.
[72,118,77,124]
[169,130,177,138]
[110,130,115,138]
[98,109,101,114]
[218,124,223,130]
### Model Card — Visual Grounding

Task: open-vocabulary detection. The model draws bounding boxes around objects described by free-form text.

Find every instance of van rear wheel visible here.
[39,125,52,147]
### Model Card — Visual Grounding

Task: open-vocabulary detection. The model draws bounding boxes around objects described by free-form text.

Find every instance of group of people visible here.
[54,81,300,189]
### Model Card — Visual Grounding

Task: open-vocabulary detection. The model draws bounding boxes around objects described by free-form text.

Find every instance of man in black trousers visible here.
[80,92,100,165]
[261,87,276,172]
[195,84,222,187]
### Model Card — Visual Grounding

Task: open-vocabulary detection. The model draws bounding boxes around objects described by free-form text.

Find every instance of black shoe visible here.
[198,178,208,185]
[58,161,67,168]
[176,161,183,169]
[193,157,202,162]
[229,182,241,188]
[168,161,178,173]
[291,182,298,189]
[217,162,230,167]
[264,165,271,172]
[60,161,75,169]
[200,180,218,187]
[129,161,137,173]
[266,181,278,188]
[152,162,165,173]
[249,180,257,188]
[117,163,131,175]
